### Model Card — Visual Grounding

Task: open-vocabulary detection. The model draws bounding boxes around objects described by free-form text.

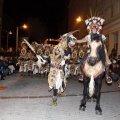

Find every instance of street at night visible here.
[0,73,120,120]
[0,0,120,120]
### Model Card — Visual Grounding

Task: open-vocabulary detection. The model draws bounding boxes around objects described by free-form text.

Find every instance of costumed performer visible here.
[42,34,77,105]
[76,16,112,84]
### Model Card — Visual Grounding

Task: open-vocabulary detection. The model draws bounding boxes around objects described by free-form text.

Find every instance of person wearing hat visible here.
[76,16,112,84]
[42,32,77,105]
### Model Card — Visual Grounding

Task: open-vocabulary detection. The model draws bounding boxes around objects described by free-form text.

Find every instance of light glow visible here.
[76,16,82,22]
[22,24,27,29]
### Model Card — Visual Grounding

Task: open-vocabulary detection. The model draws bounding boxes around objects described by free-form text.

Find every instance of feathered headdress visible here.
[85,16,105,34]
[84,8,105,34]
[85,17,105,32]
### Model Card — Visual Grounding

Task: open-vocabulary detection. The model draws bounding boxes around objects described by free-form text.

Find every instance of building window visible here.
[114,32,118,55]
[114,1,120,15]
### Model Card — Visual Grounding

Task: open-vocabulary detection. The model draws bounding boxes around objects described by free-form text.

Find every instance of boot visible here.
[79,74,83,81]
[52,97,57,106]
[52,89,58,105]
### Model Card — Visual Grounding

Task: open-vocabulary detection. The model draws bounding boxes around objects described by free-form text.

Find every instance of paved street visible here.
[0,72,120,120]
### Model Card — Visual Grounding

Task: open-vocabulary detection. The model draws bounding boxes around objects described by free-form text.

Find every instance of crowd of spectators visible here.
[0,55,18,80]
[109,55,120,87]
[0,53,120,88]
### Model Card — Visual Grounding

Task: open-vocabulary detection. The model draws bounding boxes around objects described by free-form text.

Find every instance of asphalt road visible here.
[0,72,120,120]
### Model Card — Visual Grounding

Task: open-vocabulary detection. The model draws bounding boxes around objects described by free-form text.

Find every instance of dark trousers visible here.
[53,89,58,97]
[0,71,4,79]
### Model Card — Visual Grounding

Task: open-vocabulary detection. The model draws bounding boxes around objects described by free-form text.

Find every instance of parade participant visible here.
[23,31,77,105]
[45,43,66,105]
[76,16,112,84]
[44,33,77,105]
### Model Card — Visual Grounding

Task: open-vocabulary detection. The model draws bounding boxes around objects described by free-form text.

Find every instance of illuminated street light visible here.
[76,16,82,22]
[23,24,27,29]
[7,31,12,50]
[16,24,28,56]
[75,16,83,39]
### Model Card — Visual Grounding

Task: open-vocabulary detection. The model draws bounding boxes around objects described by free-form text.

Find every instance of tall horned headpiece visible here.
[60,30,79,43]
[61,30,79,38]
[85,16,105,34]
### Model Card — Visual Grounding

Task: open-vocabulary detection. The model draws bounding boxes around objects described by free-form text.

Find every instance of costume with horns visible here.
[77,16,112,83]
[46,33,77,105]
[23,31,78,105]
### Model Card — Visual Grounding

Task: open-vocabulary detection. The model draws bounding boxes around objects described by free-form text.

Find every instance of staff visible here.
[23,39,45,63]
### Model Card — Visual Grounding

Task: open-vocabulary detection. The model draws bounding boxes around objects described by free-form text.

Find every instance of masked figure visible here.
[77,16,112,84]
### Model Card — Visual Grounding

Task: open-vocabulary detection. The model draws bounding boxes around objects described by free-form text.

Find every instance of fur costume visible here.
[77,16,111,67]
[77,16,112,83]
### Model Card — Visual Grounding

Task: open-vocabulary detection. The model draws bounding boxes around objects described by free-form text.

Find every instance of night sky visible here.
[3,0,69,38]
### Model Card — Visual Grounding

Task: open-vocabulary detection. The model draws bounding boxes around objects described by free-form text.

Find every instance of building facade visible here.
[68,0,120,56]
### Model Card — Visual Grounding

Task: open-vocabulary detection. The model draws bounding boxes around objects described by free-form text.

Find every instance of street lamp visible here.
[75,16,84,39]
[16,24,28,56]
[7,31,12,50]
[76,16,82,23]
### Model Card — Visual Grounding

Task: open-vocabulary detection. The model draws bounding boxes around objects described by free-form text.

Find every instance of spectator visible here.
[109,61,119,82]
[115,63,120,77]
[0,56,10,76]
[12,56,18,71]
[7,57,15,73]
[118,80,120,88]
[0,56,5,80]
[117,55,120,65]
[115,63,120,88]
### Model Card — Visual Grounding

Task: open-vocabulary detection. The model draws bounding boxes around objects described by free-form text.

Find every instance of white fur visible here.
[60,60,65,66]
[89,75,95,97]
[85,19,89,25]
[98,17,100,20]
[100,19,105,25]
